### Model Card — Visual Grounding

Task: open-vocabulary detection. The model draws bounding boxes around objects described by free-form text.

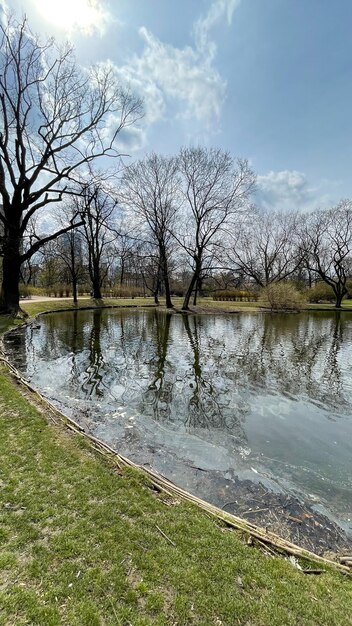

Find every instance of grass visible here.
[1,298,352,624]
[16,295,352,320]
[19,297,156,318]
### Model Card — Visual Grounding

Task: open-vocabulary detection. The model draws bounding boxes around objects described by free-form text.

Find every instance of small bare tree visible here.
[0,15,142,314]
[177,147,255,310]
[56,206,86,303]
[79,184,117,299]
[120,153,179,308]
[299,200,352,308]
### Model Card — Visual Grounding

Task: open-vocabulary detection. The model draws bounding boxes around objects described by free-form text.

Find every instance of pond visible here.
[4,308,352,550]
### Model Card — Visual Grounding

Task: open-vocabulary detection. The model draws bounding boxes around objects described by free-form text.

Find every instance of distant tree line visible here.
[19,185,352,311]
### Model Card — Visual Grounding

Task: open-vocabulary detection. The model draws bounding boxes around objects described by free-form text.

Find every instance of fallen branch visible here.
[155,524,176,547]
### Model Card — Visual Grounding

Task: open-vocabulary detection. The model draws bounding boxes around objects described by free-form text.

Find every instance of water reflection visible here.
[4,308,352,532]
[81,310,105,397]
[6,310,352,419]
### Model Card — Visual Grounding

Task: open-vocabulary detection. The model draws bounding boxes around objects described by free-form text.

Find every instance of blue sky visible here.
[2,0,352,210]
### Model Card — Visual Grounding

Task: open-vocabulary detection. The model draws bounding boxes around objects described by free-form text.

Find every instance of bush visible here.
[102,285,145,298]
[260,283,306,311]
[306,282,335,303]
[19,284,31,299]
[19,284,46,298]
[213,289,258,302]
[43,284,72,297]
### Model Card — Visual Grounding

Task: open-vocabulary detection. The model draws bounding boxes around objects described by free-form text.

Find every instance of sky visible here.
[2,0,352,211]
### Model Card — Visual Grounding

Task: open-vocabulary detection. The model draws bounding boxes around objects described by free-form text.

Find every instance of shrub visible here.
[43,283,72,297]
[344,279,352,299]
[19,285,46,298]
[260,282,306,311]
[102,285,145,298]
[27,286,46,296]
[19,283,31,298]
[213,289,258,302]
[306,282,335,303]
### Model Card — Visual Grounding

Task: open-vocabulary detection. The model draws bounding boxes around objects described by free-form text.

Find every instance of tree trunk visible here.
[72,277,78,304]
[120,260,125,286]
[182,255,202,311]
[164,273,173,309]
[335,290,345,308]
[160,247,173,309]
[91,260,102,299]
[92,279,102,299]
[193,276,202,306]
[0,244,22,315]
[182,270,198,311]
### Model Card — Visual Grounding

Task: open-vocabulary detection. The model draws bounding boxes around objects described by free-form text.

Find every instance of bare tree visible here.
[0,15,142,314]
[56,209,86,303]
[121,153,179,309]
[229,209,302,287]
[177,147,255,310]
[113,229,138,287]
[299,200,352,308]
[79,184,117,299]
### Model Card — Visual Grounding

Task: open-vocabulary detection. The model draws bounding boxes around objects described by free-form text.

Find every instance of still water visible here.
[4,308,352,533]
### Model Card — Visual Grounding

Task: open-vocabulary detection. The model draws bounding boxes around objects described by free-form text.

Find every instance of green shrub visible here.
[19,284,31,298]
[306,282,335,303]
[43,283,72,297]
[27,286,46,296]
[344,279,352,299]
[19,285,46,299]
[213,289,258,302]
[260,282,306,311]
[78,284,91,296]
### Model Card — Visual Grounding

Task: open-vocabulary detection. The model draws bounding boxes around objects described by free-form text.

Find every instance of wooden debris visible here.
[155,524,176,547]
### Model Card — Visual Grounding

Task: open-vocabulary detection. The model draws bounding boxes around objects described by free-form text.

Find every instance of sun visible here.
[33,0,107,35]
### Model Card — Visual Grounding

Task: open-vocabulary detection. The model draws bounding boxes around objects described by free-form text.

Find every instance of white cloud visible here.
[256,170,333,212]
[194,0,241,57]
[114,0,240,143]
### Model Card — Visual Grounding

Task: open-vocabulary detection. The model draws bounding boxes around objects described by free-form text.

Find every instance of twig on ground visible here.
[155,524,176,547]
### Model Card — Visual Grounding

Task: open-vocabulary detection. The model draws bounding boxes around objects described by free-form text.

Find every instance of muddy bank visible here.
[135,452,352,557]
[86,421,351,557]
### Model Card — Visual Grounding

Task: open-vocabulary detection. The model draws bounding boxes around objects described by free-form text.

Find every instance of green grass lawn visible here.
[17,295,352,320]
[19,297,156,318]
[1,299,352,624]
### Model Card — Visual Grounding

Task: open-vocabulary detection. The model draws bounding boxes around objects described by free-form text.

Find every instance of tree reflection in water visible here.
[5,309,352,422]
[81,309,105,397]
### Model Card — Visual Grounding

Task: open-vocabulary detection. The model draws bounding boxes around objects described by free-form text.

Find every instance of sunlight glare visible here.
[33,0,108,35]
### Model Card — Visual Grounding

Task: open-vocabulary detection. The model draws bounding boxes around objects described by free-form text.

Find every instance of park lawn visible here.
[0,312,352,624]
[20,297,157,318]
[15,295,352,321]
